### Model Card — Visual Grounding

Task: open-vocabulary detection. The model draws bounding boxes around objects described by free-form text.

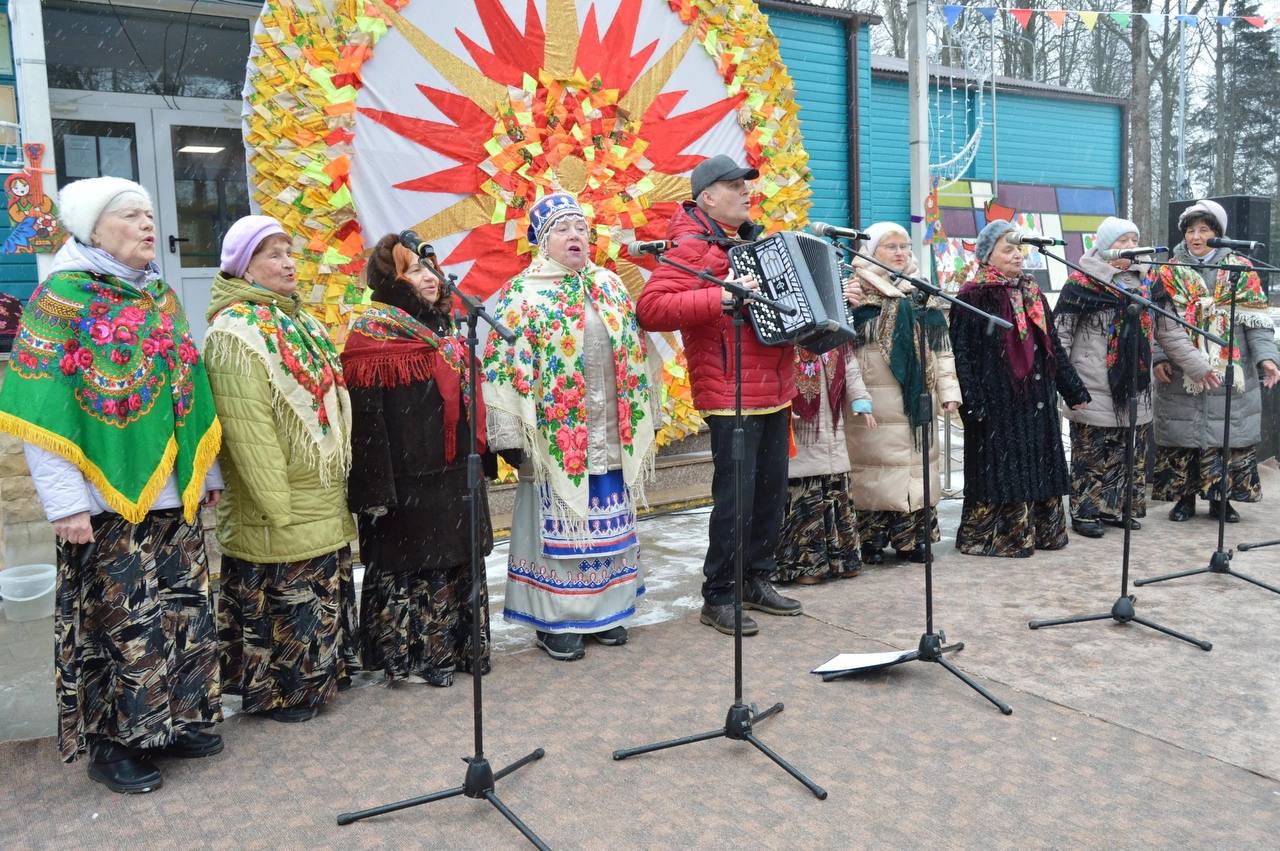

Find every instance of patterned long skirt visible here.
[956,497,1068,558]
[1150,446,1262,503]
[219,545,359,714]
[1069,422,1151,521]
[359,564,490,681]
[54,510,221,762]
[858,508,940,555]
[773,473,861,582]
[503,469,644,634]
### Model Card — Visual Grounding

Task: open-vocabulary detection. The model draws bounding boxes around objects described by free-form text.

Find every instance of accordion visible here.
[727,231,858,354]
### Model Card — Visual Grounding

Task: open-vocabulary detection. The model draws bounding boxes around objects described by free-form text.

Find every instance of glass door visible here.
[49,93,249,343]
[152,111,250,342]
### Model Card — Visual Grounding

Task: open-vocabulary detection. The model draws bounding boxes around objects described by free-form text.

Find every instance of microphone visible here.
[1207,236,1266,252]
[1098,245,1167,261]
[809,222,870,241]
[626,239,676,257]
[1006,230,1066,248]
[398,230,437,259]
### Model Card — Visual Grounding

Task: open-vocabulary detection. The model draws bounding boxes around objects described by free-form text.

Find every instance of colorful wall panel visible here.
[933,179,1117,294]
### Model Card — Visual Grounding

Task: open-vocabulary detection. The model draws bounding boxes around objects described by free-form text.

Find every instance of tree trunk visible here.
[1129,1,1153,231]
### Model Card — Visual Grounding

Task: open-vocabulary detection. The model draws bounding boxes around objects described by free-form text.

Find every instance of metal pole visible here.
[907,0,931,279]
[990,18,999,197]
[1176,0,1188,195]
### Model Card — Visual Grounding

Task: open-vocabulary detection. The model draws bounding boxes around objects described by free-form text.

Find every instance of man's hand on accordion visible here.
[721,273,760,311]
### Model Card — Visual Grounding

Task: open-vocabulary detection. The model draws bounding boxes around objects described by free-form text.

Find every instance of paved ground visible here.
[1,467,1278,848]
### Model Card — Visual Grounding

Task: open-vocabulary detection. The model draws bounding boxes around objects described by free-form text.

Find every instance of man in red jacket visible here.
[636,155,802,635]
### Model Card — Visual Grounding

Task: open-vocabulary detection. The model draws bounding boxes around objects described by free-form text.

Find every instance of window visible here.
[43,1,251,99]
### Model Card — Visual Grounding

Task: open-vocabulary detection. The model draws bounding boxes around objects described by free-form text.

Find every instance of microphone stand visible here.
[821,243,1015,714]
[613,252,829,800]
[1133,251,1280,597]
[1026,247,1218,649]
[337,277,551,849]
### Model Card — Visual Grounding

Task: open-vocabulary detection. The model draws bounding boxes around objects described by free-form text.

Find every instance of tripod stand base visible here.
[1135,550,1280,595]
[612,702,827,800]
[337,748,549,849]
[915,632,1013,715]
[1029,595,1212,651]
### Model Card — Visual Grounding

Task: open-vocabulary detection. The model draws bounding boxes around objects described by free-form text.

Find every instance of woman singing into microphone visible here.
[949,220,1090,558]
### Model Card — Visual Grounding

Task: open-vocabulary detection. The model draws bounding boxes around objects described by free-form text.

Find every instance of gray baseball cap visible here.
[691,155,760,199]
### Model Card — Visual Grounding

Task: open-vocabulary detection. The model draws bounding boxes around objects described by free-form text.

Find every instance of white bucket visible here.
[0,563,56,622]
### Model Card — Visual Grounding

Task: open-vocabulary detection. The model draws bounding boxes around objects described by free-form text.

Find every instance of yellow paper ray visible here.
[407,195,498,243]
[646,173,692,204]
[618,25,699,118]
[614,258,648,300]
[543,0,580,79]
[368,0,506,114]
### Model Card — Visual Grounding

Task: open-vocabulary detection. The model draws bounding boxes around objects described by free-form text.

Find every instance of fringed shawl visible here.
[205,273,350,485]
[850,254,949,433]
[342,301,484,463]
[1156,249,1273,394]
[481,256,656,544]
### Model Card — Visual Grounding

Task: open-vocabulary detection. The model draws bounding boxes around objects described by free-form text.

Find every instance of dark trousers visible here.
[702,408,791,606]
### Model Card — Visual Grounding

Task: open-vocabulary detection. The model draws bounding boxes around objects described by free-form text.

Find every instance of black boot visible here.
[699,603,758,636]
[1100,517,1141,530]
[420,665,456,687]
[742,577,803,616]
[1209,499,1240,523]
[270,705,318,723]
[1072,517,1105,538]
[589,626,628,646]
[87,738,162,794]
[535,631,585,661]
[1168,495,1196,522]
[860,543,885,565]
[157,729,223,759]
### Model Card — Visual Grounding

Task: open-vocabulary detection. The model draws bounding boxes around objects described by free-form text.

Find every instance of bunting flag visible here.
[939,6,1280,32]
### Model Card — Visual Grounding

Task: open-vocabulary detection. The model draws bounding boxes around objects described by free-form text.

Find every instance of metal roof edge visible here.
[870,54,1128,105]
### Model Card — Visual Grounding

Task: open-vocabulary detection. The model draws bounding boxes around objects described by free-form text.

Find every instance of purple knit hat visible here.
[220,215,287,278]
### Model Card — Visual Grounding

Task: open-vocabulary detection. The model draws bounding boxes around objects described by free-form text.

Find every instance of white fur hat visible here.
[58,177,153,244]
[1177,199,1228,235]
[864,221,910,256]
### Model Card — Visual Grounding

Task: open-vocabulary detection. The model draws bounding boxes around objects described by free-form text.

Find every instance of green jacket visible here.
[204,274,355,563]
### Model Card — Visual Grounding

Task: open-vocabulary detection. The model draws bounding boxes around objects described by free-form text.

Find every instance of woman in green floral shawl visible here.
[483,193,659,662]
[0,177,224,794]
[205,216,358,723]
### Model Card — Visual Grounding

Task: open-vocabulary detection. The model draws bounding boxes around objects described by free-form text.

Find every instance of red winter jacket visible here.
[636,202,795,413]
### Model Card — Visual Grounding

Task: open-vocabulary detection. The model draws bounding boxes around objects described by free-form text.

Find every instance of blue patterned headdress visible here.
[527,192,586,246]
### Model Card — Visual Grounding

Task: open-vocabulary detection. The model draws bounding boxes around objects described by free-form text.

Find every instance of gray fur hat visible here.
[975,219,1015,263]
[1093,216,1139,253]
